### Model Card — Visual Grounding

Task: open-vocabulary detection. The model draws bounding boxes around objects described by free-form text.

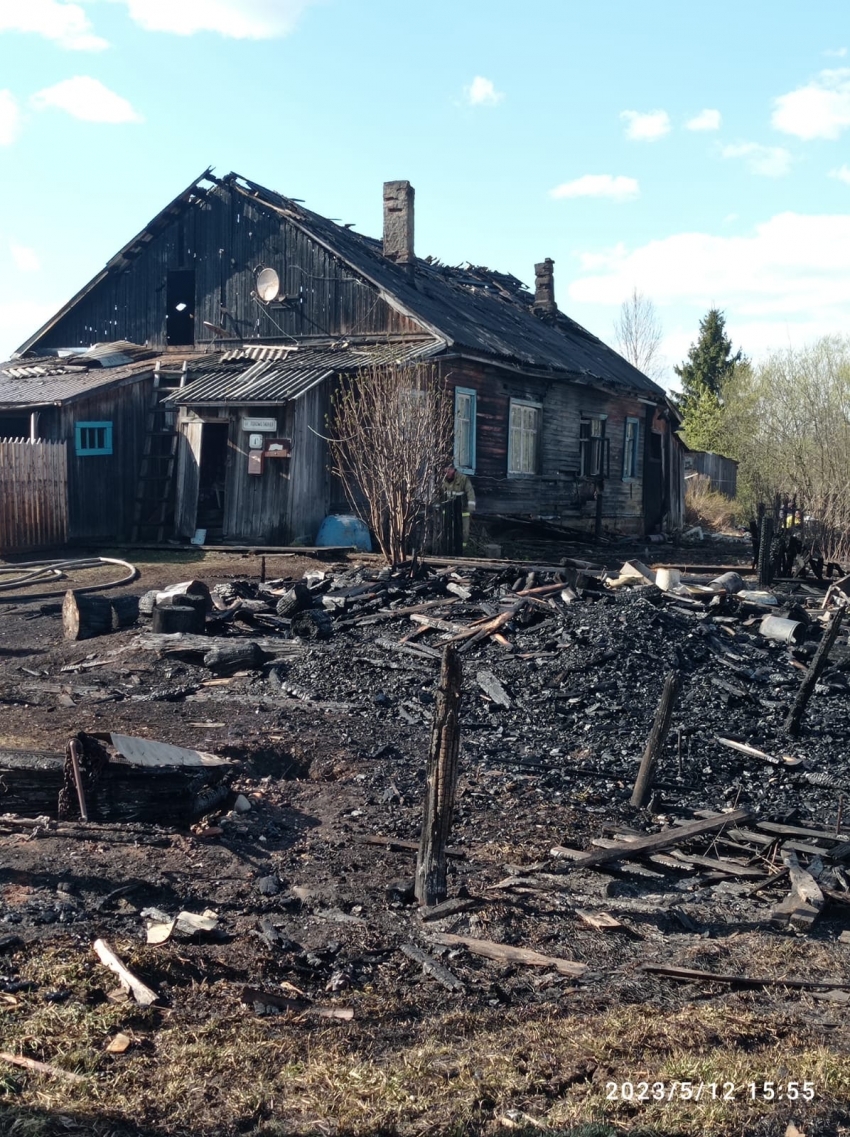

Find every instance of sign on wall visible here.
[240,416,277,433]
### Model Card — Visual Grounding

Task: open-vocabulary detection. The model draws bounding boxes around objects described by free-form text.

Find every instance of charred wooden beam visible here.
[415,645,462,907]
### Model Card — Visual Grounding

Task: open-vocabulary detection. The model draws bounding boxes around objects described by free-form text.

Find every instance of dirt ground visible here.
[1,541,849,1137]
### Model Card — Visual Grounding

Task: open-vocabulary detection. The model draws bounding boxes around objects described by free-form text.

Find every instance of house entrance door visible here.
[197,423,228,540]
[642,408,664,534]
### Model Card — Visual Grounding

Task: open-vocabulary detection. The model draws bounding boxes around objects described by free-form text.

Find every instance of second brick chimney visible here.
[532,258,556,316]
[383,180,415,266]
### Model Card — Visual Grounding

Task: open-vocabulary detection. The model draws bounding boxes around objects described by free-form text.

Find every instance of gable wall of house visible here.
[31,187,421,354]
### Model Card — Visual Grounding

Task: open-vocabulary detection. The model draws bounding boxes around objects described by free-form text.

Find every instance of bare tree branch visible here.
[614,287,664,379]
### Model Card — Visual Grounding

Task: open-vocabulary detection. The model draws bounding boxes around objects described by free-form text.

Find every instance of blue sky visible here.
[1,0,849,389]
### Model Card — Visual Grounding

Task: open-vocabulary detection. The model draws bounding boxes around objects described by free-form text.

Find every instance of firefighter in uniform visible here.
[441,464,476,550]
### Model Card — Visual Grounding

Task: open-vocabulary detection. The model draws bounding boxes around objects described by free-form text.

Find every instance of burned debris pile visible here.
[2,548,850,1017]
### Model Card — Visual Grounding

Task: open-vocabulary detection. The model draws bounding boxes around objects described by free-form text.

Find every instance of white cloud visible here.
[824,47,847,58]
[772,68,850,140]
[686,108,721,132]
[0,90,21,145]
[112,0,314,39]
[30,76,143,123]
[464,76,504,107]
[620,109,670,141]
[721,141,792,177]
[0,0,108,50]
[10,244,40,272]
[569,213,850,351]
[831,164,850,185]
[549,175,639,202]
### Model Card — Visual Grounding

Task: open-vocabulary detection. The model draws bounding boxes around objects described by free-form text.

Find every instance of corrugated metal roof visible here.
[0,360,152,407]
[0,344,200,408]
[172,340,442,405]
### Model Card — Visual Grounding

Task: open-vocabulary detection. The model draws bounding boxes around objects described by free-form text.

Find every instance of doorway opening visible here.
[197,423,228,539]
[166,270,196,346]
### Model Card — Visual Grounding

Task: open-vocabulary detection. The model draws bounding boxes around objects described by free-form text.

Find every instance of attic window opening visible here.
[166,270,195,346]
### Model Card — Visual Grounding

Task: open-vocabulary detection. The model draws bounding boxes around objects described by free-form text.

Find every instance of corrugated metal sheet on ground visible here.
[172,339,443,405]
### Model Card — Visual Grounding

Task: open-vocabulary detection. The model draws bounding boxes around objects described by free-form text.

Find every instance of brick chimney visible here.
[532,258,556,316]
[383,180,415,266]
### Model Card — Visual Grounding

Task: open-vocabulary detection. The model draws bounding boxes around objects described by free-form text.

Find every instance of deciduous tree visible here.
[614,287,664,379]
[329,361,452,565]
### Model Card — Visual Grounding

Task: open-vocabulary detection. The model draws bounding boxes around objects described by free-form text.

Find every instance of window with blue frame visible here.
[453,387,477,473]
[75,421,113,456]
[622,416,640,480]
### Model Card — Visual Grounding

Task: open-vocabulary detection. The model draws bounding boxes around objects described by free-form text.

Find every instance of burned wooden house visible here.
[1,170,684,549]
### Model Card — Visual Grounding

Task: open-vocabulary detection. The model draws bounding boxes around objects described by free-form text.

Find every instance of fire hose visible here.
[0,556,139,601]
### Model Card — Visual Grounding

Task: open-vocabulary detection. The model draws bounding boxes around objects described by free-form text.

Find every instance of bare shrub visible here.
[329,361,453,565]
[685,474,738,531]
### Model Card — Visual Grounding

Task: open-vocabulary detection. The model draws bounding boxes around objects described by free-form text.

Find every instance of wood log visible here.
[151,603,205,635]
[140,582,210,618]
[416,645,462,907]
[631,670,680,808]
[62,591,139,640]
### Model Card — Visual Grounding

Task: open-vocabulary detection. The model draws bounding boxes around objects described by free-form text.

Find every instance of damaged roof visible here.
[225,174,666,400]
[172,340,444,406]
[12,169,666,402]
[0,343,161,408]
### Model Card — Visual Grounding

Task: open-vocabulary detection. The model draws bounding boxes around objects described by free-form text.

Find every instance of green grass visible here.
[0,941,848,1136]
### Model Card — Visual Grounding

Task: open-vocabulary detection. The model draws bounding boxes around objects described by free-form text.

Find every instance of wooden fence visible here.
[0,439,69,553]
[685,450,738,499]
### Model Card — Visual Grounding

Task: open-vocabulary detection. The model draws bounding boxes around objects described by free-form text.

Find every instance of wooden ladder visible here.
[131,360,186,543]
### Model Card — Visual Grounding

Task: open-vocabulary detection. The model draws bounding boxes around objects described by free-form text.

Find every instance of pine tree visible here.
[674,308,743,453]
[674,308,742,408]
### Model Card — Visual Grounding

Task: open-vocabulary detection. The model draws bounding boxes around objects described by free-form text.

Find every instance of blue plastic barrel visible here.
[315,514,372,551]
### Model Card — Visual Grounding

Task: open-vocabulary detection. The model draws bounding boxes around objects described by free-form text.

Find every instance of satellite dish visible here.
[255,267,280,302]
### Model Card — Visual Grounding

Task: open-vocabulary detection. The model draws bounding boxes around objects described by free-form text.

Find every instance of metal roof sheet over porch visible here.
[170,340,444,406]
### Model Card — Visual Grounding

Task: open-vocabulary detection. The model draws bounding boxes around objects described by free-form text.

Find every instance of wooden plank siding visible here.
[0,439,68,552]
[32,186,420,353]
[438,361,650,534]
[52,377,153,541]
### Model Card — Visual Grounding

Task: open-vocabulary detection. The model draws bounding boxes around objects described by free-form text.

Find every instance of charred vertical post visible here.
[784,610,844,736]
[631,670,680,808]
[758,514,774,587]
[416,645,463,907]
